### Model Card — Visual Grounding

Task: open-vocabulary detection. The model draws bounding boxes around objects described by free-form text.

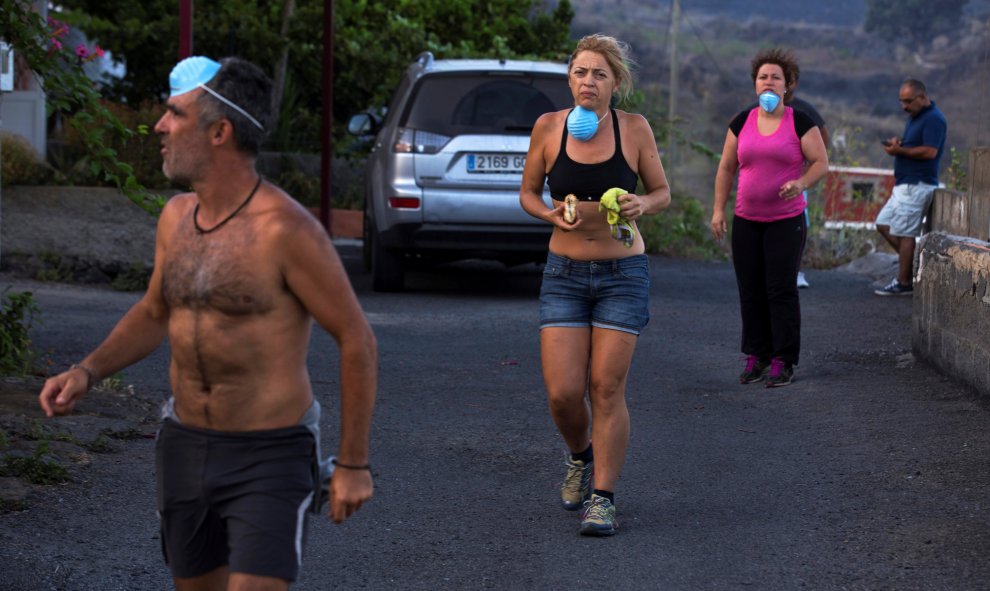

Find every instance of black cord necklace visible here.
[193,176,263,234]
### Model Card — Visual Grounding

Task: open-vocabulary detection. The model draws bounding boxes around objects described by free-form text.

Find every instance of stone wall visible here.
[914,233,990,396]
[915,149,990,397]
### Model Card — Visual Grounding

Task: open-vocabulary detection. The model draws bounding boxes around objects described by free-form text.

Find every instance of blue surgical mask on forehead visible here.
[567,106,609,142]
[167,56,265,131]
[759,91,780,113]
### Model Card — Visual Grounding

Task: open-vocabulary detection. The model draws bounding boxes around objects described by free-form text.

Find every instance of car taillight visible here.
[388,197,421,209]
[393,128,451,154]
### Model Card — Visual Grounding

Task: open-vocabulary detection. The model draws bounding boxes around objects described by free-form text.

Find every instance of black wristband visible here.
[332,458,372,471]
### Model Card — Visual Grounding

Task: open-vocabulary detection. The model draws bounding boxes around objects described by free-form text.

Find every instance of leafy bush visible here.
[0,133,51,186]
[0,289,41,376]
[3,4,162,216]
[110,262,152,292]
[266,154,365,210]
[275,165,321,209]
[50,100,170,189]
[640,194,727,260]
[0,441,69,485]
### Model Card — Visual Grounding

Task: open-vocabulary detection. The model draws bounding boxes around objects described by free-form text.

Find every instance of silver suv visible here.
[348,52,571,291]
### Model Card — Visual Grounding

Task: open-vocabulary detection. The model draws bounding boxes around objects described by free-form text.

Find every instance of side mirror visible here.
[347,113,378,137]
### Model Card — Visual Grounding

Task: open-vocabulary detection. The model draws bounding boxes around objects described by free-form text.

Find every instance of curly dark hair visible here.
[750,48,799,92]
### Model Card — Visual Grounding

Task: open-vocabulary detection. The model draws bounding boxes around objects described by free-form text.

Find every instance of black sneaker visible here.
[765,357,794,388]
[874,278,913,296]
[739,355,770,384]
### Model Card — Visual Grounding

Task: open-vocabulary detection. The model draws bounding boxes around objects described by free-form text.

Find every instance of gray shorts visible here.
[156,419,316,581]
[875,183,937,237]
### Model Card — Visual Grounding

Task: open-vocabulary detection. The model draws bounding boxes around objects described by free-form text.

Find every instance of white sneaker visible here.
[797,271,810,289]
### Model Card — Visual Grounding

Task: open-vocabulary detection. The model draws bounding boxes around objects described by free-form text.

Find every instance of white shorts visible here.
[875,183,937,237]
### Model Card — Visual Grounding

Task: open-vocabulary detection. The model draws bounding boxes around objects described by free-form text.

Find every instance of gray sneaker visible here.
[874,278,913,296]
[580,494,617,536]
[560,456,593,511]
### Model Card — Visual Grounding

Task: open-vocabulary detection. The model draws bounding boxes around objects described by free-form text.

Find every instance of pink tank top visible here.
[735,107,807,222]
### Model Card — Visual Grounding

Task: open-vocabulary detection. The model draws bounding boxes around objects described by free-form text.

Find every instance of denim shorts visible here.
[539,252,650,335]
[875,182,937,237]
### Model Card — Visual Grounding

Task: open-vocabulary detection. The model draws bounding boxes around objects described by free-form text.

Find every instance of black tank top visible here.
[546,108,639,202]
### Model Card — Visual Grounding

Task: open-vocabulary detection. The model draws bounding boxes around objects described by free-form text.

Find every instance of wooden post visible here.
[667,0,680,181]
[967,148,990,241]
[319,0,333,233]
[179,0,193,58]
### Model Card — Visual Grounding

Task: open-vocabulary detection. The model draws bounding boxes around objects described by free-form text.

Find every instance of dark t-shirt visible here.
[894,101,947,186]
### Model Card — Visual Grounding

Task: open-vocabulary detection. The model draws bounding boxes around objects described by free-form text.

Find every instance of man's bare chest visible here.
[161,221,276,315]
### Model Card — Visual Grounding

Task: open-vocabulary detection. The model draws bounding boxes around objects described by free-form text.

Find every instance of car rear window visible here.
[401,72,572,136]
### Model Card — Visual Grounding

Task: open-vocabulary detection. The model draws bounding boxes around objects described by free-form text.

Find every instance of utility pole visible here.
[179,0,193,58]
[320,0,334,233]
[668,0,680,182]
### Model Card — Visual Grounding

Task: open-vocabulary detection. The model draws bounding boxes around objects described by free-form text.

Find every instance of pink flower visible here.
[75,44,89,58]
[93,45,105,59]
[50,38,63,52]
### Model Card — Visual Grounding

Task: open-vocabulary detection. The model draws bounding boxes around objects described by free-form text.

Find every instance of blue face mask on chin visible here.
[759,91,780,113]
[567,106,608,142]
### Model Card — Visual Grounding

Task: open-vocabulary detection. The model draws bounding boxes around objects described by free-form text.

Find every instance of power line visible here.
[682,10,726,81]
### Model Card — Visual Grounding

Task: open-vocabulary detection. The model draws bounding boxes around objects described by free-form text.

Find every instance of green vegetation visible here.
[110,262,152,292]
[57,0,575,154]
[0,133,50,186]
[0,441,70,485]
[20,419,75,443]
[49,101,169,190]
[0,289,41,376]
[35,252,75,284]
[865,0,969,48]
[641,195,726,260]
[945,147,968,193]
[86,434,114,453]
[0,499,29,513]
[1,2,164,215]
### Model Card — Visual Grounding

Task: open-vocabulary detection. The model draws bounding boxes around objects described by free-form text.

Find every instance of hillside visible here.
[571,0,990,199]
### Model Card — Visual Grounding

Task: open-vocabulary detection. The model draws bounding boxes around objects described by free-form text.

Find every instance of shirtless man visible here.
[38,56,377,590]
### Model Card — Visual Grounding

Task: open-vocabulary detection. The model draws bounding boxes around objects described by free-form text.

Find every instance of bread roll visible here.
[564,194,577,224]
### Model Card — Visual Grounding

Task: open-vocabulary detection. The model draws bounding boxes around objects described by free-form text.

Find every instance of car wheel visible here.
[370,225,405,292]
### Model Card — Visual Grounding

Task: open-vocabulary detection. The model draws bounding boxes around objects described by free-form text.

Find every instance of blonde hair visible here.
[569,34,635,103]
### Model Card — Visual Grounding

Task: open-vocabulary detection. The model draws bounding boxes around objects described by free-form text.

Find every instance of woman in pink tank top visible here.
[710,48,828,388]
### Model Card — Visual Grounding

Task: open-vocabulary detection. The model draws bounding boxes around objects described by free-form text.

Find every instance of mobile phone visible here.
[881,139,893,147]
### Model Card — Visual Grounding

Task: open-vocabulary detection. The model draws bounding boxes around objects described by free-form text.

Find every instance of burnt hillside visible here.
[571,0,990,197]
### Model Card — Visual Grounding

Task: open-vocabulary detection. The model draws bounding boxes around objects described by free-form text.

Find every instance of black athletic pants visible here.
[731,212,807,366]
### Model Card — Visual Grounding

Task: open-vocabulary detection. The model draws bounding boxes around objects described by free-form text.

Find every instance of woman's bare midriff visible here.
[548,198,645,260]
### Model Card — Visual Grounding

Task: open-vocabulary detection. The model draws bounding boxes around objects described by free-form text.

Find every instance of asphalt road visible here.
[2,244,989,590]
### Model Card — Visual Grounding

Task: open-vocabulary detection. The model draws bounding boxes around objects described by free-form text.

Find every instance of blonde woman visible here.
[520,33,670,536]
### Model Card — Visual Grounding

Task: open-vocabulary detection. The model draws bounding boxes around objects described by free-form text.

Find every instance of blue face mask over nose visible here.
[759,91,780,113]
[567,106,608,142]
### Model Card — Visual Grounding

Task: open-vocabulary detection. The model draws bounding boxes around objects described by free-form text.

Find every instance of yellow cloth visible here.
[598,187,635,247]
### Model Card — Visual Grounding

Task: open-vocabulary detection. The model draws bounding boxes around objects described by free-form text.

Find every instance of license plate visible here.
[467,153,525,173]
